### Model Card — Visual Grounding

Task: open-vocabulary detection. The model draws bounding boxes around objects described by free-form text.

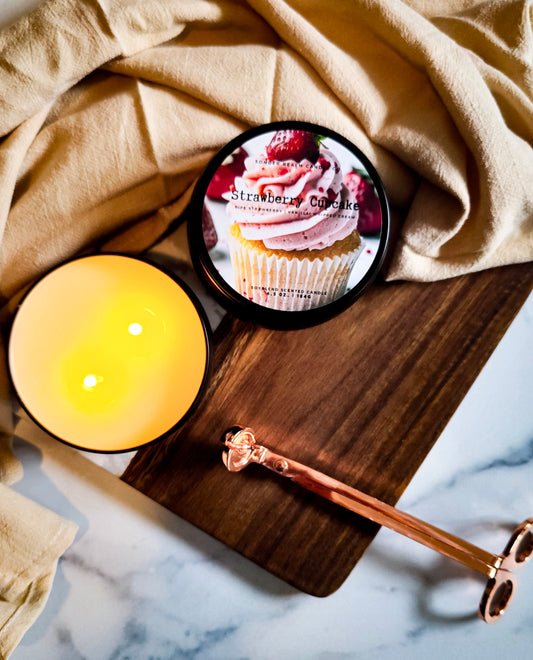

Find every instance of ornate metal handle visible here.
[221,426,533,623]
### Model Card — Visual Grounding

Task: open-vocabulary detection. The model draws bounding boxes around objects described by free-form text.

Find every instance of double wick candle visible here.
[8,254,209,453]
[221,427,533,623]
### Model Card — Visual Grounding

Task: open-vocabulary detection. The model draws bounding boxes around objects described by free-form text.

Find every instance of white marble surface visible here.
[9,285,533,660]
[2,1,533,656]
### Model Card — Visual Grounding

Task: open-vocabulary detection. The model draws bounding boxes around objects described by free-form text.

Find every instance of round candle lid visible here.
[8,254,210,453]
[188,121,389,328]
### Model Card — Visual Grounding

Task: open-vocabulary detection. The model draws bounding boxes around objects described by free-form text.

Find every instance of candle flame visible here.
[83,374,98,388]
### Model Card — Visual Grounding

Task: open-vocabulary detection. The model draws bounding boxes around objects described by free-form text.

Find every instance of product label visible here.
[200,125,386,314]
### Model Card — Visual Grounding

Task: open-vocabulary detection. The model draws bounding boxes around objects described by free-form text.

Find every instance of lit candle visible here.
[8,254,210,452]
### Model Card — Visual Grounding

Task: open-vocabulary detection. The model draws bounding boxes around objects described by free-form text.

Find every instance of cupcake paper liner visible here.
[227,233,363,311]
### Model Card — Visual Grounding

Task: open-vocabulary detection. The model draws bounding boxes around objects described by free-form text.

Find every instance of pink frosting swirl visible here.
[225,148,359,251]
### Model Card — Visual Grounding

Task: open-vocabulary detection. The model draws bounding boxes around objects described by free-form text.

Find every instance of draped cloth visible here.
[0,0,531,654]
[0,0,531,299]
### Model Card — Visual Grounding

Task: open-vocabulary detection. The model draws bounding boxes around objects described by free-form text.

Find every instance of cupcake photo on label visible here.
[191,122,389,326]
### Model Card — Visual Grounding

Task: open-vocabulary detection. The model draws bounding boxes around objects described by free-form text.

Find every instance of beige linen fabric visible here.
[0,0,531,298]
[0,483,77,658]
[0,329,77,658]
[0,0,532,653]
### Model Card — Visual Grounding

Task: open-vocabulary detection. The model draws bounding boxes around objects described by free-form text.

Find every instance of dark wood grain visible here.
[122,262,532,596]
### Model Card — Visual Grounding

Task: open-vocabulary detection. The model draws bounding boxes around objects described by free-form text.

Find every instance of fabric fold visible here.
[0,483,78,658]
[0,0,117,137]
[0,0,530,292]
[0,0,531,654]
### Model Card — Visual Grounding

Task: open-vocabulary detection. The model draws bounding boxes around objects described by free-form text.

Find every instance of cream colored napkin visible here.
[0,0,531,299]
[0,0,531,653]
[0,483,77,658]
[0,329,77,658]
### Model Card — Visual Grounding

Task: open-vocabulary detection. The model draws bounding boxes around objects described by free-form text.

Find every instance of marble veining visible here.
[1,0,531,647]
[402,435,533,516]
[7,284,533,658]
[8,299,533,660]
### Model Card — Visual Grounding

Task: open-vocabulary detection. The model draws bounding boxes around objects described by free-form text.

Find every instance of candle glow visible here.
[8,255,209,452]
[83,374,99,388]
[128,322,143,335]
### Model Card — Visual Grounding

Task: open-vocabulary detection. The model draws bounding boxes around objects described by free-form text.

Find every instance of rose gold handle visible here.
[221,427,533,623]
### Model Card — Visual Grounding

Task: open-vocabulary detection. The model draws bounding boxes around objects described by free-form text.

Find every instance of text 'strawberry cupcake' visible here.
[223,130,364,311]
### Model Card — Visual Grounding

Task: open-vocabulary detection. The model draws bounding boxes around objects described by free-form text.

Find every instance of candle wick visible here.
[128,323,143,336]
[83,374,98,388]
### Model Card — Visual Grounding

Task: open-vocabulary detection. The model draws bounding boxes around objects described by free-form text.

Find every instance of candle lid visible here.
[8,254,210,453]
[188,121,389,328]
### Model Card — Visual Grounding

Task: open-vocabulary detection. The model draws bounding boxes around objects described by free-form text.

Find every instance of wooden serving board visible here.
[122,262,532,597]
